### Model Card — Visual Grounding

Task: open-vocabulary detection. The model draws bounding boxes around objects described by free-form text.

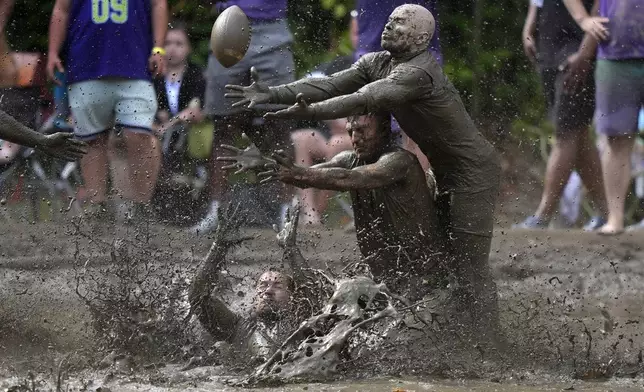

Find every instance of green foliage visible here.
[6,0,544,135]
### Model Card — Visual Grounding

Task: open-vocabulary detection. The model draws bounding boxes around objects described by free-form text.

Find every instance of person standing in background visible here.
[47,0,168,221]
[194,0,297,234]
[515,0,607,230]
[563,0,644,235]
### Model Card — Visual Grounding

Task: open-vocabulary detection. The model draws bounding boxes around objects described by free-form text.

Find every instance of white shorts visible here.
[68,79,157,140]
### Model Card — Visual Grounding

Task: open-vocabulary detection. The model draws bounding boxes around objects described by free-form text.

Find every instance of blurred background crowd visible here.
[0,0,642,235]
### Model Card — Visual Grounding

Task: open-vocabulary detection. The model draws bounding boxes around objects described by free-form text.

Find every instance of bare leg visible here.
[599,135,635,234]
[403,134,431,172]
[123,131,161,204]
[533,136,579,220]
[107,132,134,201]
[575,130,608,217]
[291,129,326,225]
[316,134,353,215]
[80,134,110,205]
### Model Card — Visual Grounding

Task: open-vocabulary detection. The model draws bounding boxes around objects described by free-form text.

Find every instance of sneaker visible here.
[512,215,549,229]
[626,218,644,232]
[189,201,220,234]
[583,216,607,232]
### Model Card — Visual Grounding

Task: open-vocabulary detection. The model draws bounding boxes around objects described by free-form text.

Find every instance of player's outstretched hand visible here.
[257,150,297,184]
[216,133,275,174]
[213,202,252,247]
[275,204,301,249]
[264,93,314,120]
[38,132,88,161]
[225,67,272,109]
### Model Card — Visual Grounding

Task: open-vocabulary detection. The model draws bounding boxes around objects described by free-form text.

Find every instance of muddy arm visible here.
[269,64,370,106]
[277,151,413,192]
[276,205,312,285]
[188,205,248,341]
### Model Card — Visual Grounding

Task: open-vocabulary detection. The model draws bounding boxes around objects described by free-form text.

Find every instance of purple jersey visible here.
[597,0,644,60]
[215,0,287,22]
[355,0,442,64]
[64,0,153,84]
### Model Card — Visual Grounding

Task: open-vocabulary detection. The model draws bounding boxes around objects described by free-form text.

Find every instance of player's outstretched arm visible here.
[259,150,411,192]
[188,202,252,341]
[264,67,427,121]
[0,110,87,160]
[225,63,369,109]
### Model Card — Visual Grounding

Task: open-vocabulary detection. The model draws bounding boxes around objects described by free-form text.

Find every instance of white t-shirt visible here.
[531,0,543,7]
[165,79,181,116]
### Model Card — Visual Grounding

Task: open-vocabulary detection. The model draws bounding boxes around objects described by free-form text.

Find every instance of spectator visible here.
[515,0,607,230]
[289,11,358,225]
[355,0,441,172]
[47,0,168,221]
[153,21,205,136]
[193,0,296,234]
[0,0,16,87]
[564,0,644,235]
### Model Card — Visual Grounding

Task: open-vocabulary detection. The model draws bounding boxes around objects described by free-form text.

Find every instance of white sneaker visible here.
[189,201,220,234]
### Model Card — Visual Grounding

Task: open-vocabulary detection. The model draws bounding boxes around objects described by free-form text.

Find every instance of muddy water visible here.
[2,222,644,391]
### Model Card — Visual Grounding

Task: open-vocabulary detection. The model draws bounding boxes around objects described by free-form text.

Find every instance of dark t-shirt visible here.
[337,146,441,282]
[536,0,594,68]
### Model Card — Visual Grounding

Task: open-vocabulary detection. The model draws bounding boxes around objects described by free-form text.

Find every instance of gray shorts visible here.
[595,59,644,137]
[68,79,157,140]
[204,19,296,117]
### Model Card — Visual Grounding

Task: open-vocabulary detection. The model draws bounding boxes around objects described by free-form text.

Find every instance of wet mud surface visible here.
[1,221,644,390]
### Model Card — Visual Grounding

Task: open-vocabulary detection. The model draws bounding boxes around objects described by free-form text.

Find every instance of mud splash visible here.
[2,223,644,390]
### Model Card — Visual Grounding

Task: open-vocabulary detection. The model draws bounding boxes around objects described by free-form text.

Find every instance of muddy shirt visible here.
[271,50,499,194]
[337,146,441,281]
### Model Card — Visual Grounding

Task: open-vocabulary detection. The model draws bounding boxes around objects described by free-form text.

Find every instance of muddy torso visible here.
[346,147,442,282]
[355,51,499,194]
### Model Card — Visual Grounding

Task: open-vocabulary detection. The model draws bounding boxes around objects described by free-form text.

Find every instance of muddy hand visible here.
[275,204,301,249]
[39,132,88,161]
[264,93,314,120]
[225,67,271,109]
[257,150,294,184]
[217,133,275,175]
[213,202,253,247]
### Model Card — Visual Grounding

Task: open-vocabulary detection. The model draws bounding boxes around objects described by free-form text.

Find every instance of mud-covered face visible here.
[254,271,292,320]
[165,29,191,68]
[347,116,386,160]
[381,8,418,54]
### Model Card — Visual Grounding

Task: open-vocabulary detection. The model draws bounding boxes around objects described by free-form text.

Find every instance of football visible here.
[210,5,251,68]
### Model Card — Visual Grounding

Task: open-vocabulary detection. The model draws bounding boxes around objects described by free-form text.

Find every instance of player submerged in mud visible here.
[187,204,331,366]
[225,3,501,339]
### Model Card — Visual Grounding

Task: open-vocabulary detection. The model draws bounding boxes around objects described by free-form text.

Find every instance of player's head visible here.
[381,4,435,55]
[253,269,295,321]
[346,113,392,160]
[165,20,192,68]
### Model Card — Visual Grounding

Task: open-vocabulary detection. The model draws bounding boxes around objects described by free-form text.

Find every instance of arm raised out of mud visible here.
[264,67,429,121]
[225,62,370,109]
[276,205,311,285]
[260,150,414,192]
[188,204,251,341]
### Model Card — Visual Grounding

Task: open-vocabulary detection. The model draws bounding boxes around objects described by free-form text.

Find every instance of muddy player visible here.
[188,204,327,364]
[254,113,443,299]
[225,4,500,336]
